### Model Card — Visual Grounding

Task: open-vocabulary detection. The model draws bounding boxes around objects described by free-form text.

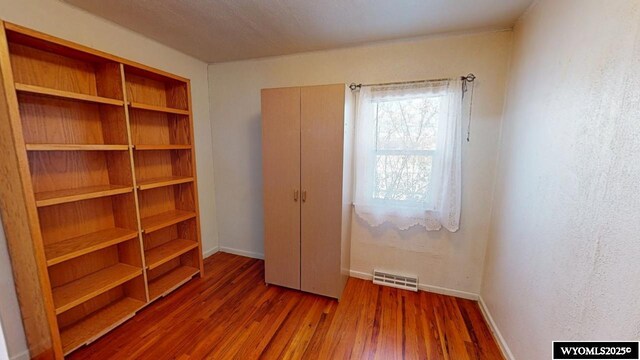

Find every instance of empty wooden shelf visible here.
[127,68,193,156]
[59,297,145,355]
[25,144,130,151]
[124,65,189,112]
[0,22,203,358]
[34,184,132,207]
[145,239,198,270]
[15,83,125,106]
[44,228,139,266]
[129,101,189,115]
[134,144,192,150]
[141,210,196,233]
[143,217,199,300]
[148,265,199,300]
[52,263,142,314]
[18,89,130,147]
[137,176,194,191]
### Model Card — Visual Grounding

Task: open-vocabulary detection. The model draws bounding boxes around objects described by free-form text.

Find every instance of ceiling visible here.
[63,0,534,63]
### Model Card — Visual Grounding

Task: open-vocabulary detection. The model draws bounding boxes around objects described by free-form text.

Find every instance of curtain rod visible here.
[348,73,476,91]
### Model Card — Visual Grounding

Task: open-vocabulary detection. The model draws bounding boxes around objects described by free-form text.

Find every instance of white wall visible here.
[0,307,10,360]
[208,31,512,295]
[481,1,640,359]
[0,225,25,360]
[0,0,219,358]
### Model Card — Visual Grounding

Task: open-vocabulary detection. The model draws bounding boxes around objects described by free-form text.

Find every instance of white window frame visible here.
[370,97,441,208]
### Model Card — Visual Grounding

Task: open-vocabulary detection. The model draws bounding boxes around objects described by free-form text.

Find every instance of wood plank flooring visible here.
[68,252,503,359]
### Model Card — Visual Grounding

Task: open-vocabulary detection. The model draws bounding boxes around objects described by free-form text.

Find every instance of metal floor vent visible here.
[373,270,418,292]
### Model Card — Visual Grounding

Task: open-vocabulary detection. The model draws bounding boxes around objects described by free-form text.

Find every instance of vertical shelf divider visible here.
[119,63,150,303]
[185,82,205,275]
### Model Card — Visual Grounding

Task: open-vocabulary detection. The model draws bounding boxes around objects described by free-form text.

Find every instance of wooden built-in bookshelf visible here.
[0,21,204,358]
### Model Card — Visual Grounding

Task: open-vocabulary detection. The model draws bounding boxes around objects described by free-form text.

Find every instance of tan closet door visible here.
[300,84,345,298]
[261,87,301,290]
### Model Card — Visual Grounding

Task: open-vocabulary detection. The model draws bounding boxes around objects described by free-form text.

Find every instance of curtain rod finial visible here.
[462,73,476,82]
[349,83,361,91]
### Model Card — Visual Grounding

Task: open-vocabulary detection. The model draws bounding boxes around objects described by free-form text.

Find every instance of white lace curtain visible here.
[353,79,463,231]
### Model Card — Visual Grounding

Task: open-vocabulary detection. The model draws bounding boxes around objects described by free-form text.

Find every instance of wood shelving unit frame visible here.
[0,21,204,359]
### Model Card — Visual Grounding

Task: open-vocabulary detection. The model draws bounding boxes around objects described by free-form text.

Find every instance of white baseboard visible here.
[219,246,264,260]
[348,270,374,281]
[203,246,219,258]
[478,296,514,360]
[419,283,478,300]
[10,349,29,360]
[348,270,478,300]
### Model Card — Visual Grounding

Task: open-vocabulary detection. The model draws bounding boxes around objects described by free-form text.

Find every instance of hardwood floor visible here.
[68,252,503,359]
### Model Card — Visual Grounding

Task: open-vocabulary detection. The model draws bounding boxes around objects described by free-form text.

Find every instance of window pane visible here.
[373,154,432,203]
[376,96,442,151]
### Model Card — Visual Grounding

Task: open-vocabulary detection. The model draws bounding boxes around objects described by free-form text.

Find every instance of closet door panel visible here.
[300,84,344,298]
[261,87,301,290]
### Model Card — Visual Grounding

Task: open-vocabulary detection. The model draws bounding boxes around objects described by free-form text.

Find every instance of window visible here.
[373,95,443,205]
[353,80,463,231]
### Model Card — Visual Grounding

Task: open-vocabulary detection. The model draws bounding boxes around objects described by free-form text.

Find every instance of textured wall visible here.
[481,1,640,358]
[0,310,9,358]
[0,0,219,358]
[0,225,25,359]
[208,30,512,295]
